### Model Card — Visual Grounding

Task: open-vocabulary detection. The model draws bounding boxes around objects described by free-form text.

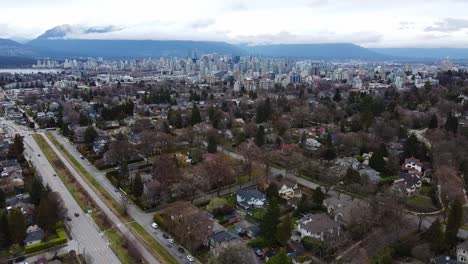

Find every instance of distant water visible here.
[0,69,62,74]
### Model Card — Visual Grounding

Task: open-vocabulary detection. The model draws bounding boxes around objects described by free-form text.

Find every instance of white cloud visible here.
[0,0,468,47]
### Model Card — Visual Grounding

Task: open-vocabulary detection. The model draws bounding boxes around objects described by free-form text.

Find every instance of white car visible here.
[168,238,174,244]
[186,255,195,262]
[151,222,158,229]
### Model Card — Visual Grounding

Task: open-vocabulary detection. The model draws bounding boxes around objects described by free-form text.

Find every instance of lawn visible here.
[405,195,437,212]
[33,134,137,264]
[105,229,134,264]
[46,133,179,264]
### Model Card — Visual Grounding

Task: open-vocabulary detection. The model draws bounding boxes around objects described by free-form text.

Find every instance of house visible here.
[93,135,111,154]
[6,193,31,209]
[393,172,422,197]
[296,213,341,241]
[208,230,241,256]
[432,256,463,264]
[24,228,44,246]
[246,225,261,238]
[401,156,424,177]
[304,138,321,151]
[457,240,468,263]
[236,188,266,210]
[234,220,254,235]
[278,184,301,200]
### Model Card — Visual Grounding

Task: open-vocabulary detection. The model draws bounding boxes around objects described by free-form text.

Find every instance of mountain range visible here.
[2,25,468,66]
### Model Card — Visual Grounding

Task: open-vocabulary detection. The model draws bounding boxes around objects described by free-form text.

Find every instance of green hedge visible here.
[25,228,67,254]
[153,214,165,228]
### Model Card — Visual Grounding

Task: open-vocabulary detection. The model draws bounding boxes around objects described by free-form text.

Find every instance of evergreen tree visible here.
[312,187,325,207]
[266,182,279,201]
[429,114,438,129]
[445,199,463,247]
[191,104,202,125]
[322,133,336,160]
[0,211,11,249]
[30,176,44,205]
[0,189,5,209]
[255,125,265,147]
[84,125,98,146]
[37,195,56,232]
[333,88,341,102]
[369,150,387,175]
[207,135,217,153]
[425,219,445,253]
[132,173,144,199]
[8,209,26,244]
[118,162,129,187]
[259,199,280,244]
[445,112,459,134]
[276,214,293,246]
[297,194,311,214]
[266,248,292,264]
[7,134,24,160]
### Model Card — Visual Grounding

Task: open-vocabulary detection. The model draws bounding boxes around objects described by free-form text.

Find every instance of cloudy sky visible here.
[1,0,468,47]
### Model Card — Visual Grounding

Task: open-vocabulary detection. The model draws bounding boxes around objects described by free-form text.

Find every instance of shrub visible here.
[297,255,311,263]
[153,214,165,228]
[302,237,325,253]
[247,237,270,248]
[25,228,67,254]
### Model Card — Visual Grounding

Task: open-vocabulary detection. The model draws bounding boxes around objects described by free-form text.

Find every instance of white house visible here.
[278,184,301,200]
[457,240,468,263]
[236,188,266,210]
[296,214,341,242]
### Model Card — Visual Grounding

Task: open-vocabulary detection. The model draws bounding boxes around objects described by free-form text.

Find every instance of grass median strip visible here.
[46,132,179,264]
[33,134,138,264]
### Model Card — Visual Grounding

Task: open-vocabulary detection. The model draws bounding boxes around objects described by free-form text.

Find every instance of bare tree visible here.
[152,154,179,189]
[202,154,235,196]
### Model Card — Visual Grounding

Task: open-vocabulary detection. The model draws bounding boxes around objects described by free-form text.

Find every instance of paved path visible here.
[2,119,121,264]
[50,131,195,264]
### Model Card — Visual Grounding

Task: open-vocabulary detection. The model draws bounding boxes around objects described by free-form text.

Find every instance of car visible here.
[162,233,169,238]
[80,155,84,159]
[168,238,174,244]
[114,189,119,192]
[186,255,195,262]
[14,256,25,262]
[74,213,79,217]
[178,247,185,253]
[53,173,57,177]
[37,154,40,157]
[67,217,72,221]
[151,223,158,229]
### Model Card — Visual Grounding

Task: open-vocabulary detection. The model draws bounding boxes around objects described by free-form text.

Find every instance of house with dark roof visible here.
[236,188,266,210]
[393,172,422,197]
[432,256,463,264]
[93,135,112,154]
[24,228,44,246]
[295,213,341,242]
[208,230,241,256]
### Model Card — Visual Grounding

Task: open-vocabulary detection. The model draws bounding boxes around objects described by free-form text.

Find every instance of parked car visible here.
[186,255,195,262]
[168,238,174,244]
[74,213,79,217]
[163,233,169,238]
[151,223,158,229]
[67,216,72,221]
[178,247,185,253]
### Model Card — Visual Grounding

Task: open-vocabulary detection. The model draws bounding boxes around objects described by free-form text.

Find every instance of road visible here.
[1,119,121,264]
[40,133,161,264]
[49,131,195,264]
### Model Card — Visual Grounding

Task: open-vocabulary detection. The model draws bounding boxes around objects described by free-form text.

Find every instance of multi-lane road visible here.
[2,119,121,264]
[49,131,196,264]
